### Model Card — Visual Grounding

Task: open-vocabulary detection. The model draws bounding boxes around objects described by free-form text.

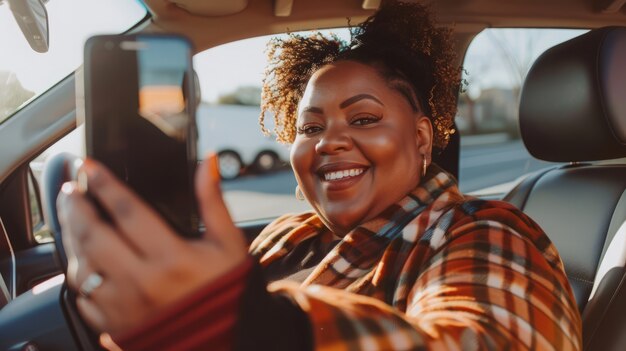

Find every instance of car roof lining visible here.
[142,0,626,55]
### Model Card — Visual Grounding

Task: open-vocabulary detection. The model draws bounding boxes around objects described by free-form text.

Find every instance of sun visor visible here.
[166,0,248,16]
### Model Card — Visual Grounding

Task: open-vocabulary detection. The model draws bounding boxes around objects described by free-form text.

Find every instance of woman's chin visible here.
[317,204,368,236]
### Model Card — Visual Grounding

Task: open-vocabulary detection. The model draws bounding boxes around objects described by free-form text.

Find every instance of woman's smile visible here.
[316,162,369,191]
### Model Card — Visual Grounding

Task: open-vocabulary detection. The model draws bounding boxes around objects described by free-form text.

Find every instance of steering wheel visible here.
[40,152,103,350]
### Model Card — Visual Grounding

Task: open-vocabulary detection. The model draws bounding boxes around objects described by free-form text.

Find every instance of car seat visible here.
[503,27,626,350]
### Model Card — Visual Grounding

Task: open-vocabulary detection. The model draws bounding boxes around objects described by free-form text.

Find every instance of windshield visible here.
[0,0,146,124]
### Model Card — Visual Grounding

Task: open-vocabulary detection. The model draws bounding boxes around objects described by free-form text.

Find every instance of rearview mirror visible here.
[8,0,49,53]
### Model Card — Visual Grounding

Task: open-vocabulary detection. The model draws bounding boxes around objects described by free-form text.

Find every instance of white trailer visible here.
[196,104,291,179]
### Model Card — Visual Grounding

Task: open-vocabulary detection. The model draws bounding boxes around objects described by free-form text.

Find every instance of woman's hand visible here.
[56,154,247,336]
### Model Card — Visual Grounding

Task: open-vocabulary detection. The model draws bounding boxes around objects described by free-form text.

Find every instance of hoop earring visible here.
[422,157,428,177]
[295,186,305,201]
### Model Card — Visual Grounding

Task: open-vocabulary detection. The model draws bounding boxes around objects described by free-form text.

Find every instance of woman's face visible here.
[291,60,433,235]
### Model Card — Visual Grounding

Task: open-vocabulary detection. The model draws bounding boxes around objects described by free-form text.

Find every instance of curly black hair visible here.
[260,1,461,150]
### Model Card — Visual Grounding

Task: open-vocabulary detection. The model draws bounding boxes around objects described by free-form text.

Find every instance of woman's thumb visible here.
[195,153,243,247]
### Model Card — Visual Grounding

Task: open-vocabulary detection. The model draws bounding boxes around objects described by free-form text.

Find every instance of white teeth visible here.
[323,168,364,181]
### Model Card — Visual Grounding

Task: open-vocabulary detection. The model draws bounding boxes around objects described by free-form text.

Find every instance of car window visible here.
[27,169,54,243]
[196,28,592,220]
[28,27,590,226]
[457,28,588,195]
[0,0,146,124]
[196,28,590,220]
[29,126,84,243]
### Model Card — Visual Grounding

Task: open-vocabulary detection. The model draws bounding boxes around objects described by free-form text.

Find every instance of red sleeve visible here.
[112,258,254,351]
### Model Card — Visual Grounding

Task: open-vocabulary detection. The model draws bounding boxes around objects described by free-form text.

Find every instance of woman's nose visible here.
[315,125,353,155]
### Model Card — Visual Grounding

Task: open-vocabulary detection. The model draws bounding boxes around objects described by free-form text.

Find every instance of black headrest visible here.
[520,27,626,162]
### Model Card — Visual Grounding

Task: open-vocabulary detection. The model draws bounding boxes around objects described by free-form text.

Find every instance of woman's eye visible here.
[351,115,380,126]
[297,125,323,135]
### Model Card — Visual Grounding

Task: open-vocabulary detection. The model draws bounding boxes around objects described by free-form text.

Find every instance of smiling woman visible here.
[291,61,429,235]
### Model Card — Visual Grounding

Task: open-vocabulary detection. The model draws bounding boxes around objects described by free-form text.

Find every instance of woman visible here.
[58,2,582,350]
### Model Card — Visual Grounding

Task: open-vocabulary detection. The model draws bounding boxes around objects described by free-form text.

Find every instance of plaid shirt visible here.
[250,166,582,350]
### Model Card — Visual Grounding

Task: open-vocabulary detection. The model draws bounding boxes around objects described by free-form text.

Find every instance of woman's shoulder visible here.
[451,197,544,234]
[441,197,561,262]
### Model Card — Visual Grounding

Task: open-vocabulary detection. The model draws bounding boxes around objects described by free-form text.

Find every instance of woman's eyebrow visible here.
[340,94,384,109]
[300,94,382,115]
[301,106,323,114]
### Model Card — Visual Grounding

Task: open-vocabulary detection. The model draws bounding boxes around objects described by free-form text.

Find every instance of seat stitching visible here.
[568,275,594,285]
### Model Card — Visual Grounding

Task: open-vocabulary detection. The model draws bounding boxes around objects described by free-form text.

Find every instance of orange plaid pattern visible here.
[250,166,582,350]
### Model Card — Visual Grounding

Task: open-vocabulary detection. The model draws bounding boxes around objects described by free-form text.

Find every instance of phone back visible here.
[84,34,200,238]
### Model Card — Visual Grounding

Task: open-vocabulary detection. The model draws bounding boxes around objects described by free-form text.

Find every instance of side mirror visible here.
[7,0,49,53]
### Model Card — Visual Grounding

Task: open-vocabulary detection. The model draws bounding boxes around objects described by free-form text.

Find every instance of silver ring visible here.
[79,273,103,298]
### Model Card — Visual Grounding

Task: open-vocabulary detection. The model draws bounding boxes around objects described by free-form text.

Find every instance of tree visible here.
[485,29,541,105]
[459,29,541,136]
[217,86,262,106]
[459,61,489,135]
[0,71,35,123]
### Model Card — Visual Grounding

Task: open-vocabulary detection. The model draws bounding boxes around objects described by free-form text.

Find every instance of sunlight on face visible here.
[290,61,431,235]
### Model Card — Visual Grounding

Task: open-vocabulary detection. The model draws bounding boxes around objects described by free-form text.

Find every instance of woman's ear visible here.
[416,116,433,162]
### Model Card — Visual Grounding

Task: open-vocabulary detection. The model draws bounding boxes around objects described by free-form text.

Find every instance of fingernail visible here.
[82,158,101,185]
[209,153,221,181]
[77,169,88,193]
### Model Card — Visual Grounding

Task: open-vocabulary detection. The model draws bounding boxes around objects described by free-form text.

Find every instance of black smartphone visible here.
[84,34,200,238]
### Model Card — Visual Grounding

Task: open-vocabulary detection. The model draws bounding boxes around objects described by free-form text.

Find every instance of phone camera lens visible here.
[104,41,114,50]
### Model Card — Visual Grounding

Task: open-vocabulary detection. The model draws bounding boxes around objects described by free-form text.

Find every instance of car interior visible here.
[0,0,626,349]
